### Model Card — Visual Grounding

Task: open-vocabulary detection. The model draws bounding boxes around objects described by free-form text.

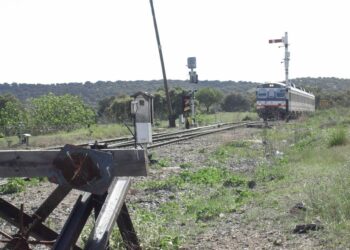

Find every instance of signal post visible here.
[184,57,198,129]
[269,32,290,86]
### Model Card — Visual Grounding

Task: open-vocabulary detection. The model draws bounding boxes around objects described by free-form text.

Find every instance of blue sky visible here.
[0,0,349,84]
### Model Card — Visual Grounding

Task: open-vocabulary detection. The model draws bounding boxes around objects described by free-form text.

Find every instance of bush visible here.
[328,128,347,147]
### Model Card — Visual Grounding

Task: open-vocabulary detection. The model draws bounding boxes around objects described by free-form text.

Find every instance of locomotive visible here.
[256,82,315,121]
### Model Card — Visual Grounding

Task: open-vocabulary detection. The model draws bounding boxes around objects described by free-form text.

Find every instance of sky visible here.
[0,0,349,84]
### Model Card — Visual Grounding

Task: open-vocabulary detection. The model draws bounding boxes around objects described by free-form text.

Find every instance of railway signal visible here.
[182,94,191,113]
[269,32,290,86]
[186,57,198,127]
[187,57,198,84]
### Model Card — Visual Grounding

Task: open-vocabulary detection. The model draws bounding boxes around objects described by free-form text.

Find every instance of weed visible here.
[242,115,253,121]
[0,178,26,194]
[328,127,347,147]
[223,175,246,187]
[228,140,249,148]
[141,167,247,191]
[158,235,182,249]
[198,148,206,153]
[179,162,192,169]
[307,164,350,223]
[179,168,224,186]
[185,186,249,222]
[255,163,286,182]
[157,158,171,168]
[0,178,41,194]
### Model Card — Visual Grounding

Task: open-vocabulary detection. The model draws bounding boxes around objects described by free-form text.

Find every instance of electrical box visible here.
[136,123,152,144]
[131,92,154,144]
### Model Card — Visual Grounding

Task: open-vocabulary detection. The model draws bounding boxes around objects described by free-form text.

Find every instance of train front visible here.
[256,83,288,120]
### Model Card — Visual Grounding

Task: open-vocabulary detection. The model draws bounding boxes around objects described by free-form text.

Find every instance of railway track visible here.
[45,121,265,150]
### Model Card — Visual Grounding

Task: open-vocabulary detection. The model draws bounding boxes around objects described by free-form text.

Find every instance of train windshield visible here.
[276,89,286,98]
[257,89,267,98]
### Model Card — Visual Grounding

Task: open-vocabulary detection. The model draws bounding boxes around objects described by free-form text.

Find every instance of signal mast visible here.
[269,32,290,86]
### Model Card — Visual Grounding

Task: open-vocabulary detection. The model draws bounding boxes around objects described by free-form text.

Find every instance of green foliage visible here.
[242,115,253,121]
[196,87,223,113]
[0,178,26,194]
[98,95,133,122]
[328,127,347,147]
[141,167,247,191]
[28,93,96,134]
[0,94,27,136]
[223,175,246,187]
[153,89,167,120]
[307,166,350,223]
[185,186,250,222]
[179,168,225,186]
[179,162,193,169]
[0,80,260,108]
[156,158,171,168]
[255,163,286,182]
[211,140,255,163]
[221,93,251,112]
[0,177,41,194]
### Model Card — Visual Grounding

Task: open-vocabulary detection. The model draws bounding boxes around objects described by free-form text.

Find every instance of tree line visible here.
[0,87,253,137]
[1,80,348,137]
[97,87,253,123]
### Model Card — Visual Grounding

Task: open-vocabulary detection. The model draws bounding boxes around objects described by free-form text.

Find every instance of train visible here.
[256,82,315,121]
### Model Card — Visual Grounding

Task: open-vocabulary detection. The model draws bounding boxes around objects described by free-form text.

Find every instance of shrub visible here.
[328,128,347,147]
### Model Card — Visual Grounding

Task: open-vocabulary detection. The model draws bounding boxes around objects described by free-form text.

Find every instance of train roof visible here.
[258,82,286,88]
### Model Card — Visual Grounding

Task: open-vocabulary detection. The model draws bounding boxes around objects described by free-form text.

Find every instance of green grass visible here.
[127,162,252,249]
[196,112,258,125]
[249,109,350,248]
[0,123,131,148]
[327,127,347,147]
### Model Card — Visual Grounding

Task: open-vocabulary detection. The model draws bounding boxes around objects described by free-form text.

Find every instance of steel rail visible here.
[107,121,256,148]
[147,121,263,149]
[43,122,248,150]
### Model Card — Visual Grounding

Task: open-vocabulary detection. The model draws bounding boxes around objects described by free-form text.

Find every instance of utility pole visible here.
[149,0,176,127]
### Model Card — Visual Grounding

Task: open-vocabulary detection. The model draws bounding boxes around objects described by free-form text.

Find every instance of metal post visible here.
[283,32,290,86]
[149,0,176,127]
[191,89,196,126]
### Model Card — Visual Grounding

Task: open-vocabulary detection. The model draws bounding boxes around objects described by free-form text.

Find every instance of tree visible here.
[221,93,251,112]
[97,95,133,122]
[28,93,96,134]
[196,87,223,113]
[0,94,27,136]
[108,95,133,122]
[153,89,167,120]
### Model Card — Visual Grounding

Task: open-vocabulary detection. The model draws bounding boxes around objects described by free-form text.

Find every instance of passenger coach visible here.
[256,82,315,121]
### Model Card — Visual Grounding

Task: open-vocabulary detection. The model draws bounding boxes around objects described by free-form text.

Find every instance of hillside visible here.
[0,77,348,107]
